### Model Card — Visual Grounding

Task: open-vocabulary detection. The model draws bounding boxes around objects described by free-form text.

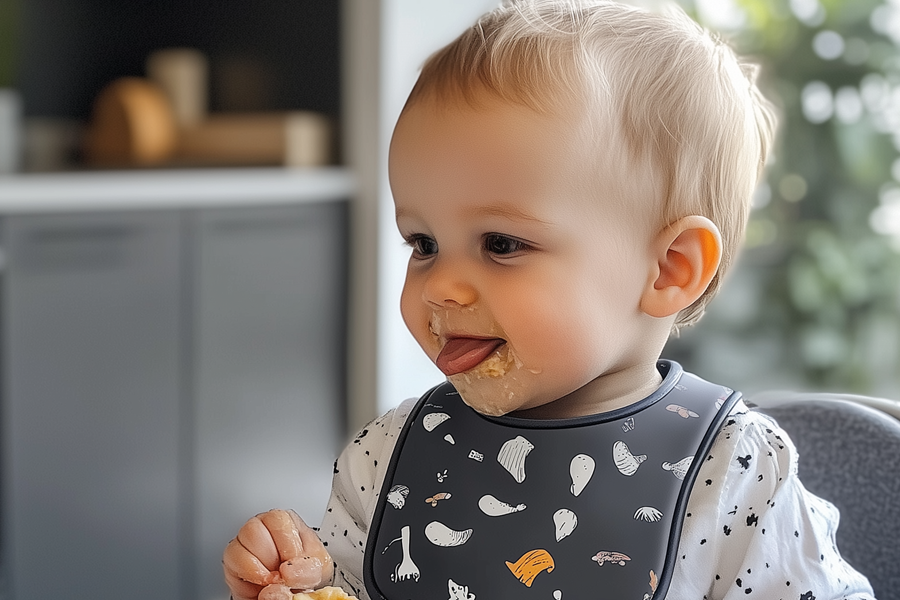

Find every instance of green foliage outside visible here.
[669,0,900,397]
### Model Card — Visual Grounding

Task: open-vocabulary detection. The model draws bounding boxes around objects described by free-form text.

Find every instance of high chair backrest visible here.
[751,392,900,600]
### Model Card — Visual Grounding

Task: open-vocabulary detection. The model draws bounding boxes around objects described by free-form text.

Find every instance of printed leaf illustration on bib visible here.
[497,435,534,483]
[506,549,555,587]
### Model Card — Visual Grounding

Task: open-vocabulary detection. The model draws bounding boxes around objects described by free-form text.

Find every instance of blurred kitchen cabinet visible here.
[2,211,184,599]
[1,197,348,600]
[191,203,346,600]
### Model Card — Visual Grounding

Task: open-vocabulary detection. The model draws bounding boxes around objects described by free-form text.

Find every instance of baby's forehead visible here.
[403,83,614,145]
[394,91,663,228]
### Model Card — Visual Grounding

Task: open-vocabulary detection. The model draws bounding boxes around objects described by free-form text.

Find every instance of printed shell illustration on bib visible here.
[661,456,693,480]
[369,369,740,600]
[425,521,473,547]
[612,440,647,476]
[422,412,451,431]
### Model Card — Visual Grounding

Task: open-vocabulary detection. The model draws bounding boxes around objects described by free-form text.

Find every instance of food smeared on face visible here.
[392,90,666,418]
[436,335,506,376]
[424,310,536,416]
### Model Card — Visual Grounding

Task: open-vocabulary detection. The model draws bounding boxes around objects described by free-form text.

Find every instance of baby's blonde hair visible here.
[404,0,777,330]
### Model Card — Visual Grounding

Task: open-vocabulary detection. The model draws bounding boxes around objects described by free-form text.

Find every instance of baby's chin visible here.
[446,346,536,416]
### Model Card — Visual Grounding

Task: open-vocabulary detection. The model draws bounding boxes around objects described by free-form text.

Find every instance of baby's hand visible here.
[223,509,334,600]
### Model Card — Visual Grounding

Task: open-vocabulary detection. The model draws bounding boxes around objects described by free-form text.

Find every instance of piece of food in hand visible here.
[258,583,294,600]
[259,584,358,600]
[294,586,359,600]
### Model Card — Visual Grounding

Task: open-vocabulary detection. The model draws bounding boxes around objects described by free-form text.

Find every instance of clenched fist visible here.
[223,509,334,600]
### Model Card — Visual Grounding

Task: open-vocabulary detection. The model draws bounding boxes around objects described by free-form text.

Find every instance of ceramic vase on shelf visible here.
[0,87,22,173]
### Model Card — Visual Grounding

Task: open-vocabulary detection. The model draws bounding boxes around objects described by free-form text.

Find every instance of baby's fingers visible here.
[223,537,279,586]
[289,510,334,584]
[260,509,304,562]
[223,566,265,600]
[239,516,280,571]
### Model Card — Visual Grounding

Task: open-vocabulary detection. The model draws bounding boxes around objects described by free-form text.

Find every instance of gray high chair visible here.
[750,391,900,600]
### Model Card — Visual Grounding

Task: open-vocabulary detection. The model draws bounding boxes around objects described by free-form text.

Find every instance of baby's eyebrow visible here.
[472,204,551,225]
[395,204,551,225]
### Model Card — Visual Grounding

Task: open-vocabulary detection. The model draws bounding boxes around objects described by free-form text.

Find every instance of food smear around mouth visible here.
[436,337,505,376]
[448,342,536,416]
[471,348,514,378]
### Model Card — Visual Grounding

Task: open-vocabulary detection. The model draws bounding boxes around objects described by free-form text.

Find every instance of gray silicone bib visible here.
[364,360,739,600]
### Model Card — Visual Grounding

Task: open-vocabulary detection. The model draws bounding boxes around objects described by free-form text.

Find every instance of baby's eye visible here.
[405,234,438,259]
[484,233,528,256]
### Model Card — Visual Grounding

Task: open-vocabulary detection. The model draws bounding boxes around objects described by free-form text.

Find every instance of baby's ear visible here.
[639,216,722,319]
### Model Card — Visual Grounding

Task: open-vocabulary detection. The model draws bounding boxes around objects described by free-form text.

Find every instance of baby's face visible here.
[390,92,664,417]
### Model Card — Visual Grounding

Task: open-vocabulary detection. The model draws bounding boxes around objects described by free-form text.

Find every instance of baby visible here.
[224,1,877,599]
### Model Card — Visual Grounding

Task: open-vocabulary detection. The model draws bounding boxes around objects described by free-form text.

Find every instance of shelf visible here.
[0,167,354,213]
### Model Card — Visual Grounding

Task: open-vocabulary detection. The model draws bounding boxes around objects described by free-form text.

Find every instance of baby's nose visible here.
[422,260,478,307]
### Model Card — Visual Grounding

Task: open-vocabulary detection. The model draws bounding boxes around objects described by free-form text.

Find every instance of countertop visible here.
[0,167,355,213]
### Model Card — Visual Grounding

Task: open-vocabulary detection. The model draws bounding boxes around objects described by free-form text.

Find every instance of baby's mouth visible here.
[436,336,506,376]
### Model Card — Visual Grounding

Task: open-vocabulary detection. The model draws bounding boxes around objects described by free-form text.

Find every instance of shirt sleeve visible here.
[316,399,416,600]
[670,401,877,600]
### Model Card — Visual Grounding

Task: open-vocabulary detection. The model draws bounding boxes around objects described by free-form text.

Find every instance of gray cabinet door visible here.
[191,202,347,600]
[2,212,184,600]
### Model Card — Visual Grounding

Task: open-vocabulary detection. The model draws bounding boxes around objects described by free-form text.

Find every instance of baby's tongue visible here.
[436,337,505,376]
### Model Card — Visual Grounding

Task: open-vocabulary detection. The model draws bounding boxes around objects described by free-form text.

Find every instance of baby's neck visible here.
[511,361,664,420]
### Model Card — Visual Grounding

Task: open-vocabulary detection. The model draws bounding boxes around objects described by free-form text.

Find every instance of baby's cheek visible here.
[510,300,589,362]
[512,306,607,393]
